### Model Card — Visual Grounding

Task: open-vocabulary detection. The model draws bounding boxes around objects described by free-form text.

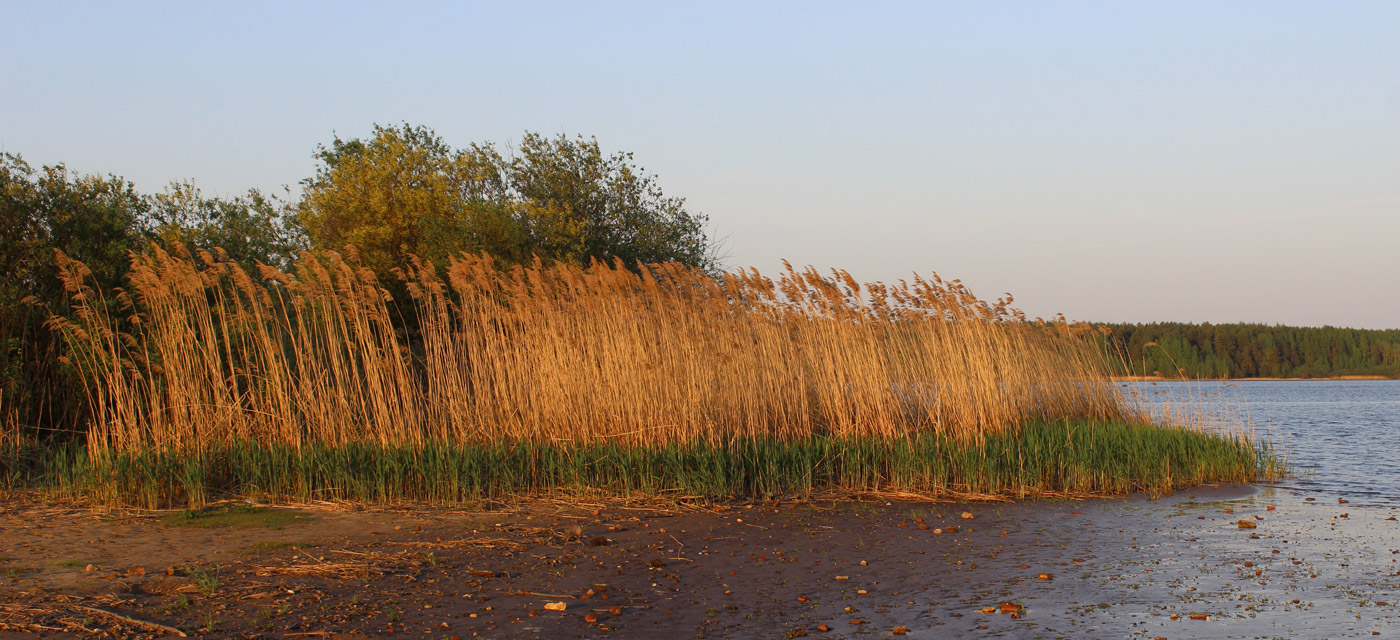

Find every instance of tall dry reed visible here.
[0,390,19,454]
[51,246,1136,457]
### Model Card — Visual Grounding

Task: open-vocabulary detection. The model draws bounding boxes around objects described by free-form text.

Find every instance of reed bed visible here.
[37,421,1262,508]
[42,246,1271,506]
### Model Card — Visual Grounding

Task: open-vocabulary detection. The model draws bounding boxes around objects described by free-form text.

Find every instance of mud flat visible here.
[3,485,1397,639]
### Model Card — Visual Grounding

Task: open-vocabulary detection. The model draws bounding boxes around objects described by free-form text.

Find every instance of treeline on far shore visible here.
[1099,322,1400,380]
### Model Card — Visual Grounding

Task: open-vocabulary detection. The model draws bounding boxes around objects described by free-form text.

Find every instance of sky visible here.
[3,1,1398,329]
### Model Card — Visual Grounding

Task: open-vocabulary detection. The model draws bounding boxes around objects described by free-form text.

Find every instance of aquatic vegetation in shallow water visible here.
[28,419,1271,508]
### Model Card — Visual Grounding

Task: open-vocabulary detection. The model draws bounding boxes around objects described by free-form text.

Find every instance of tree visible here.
[0,153,151,437]
[1097,320,1400,379]
[508,131,714,270]
[297,124,717,281]
[147,181,306,270]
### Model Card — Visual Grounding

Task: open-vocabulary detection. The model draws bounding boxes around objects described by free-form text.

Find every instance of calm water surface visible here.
[1121,380,1400,505]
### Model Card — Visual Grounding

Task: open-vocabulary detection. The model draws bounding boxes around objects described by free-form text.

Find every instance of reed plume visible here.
[40,246,1266,506]
[52,246,1131,453]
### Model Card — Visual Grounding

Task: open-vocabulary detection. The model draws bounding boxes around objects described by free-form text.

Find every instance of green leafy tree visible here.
[148,181,306,270]
[508,131,714,270]
[298,124,516,276]
[297,124,716,281]
[0,153,151,438]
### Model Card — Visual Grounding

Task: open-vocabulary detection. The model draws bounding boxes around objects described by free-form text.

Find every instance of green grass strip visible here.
[6,419,1278,509]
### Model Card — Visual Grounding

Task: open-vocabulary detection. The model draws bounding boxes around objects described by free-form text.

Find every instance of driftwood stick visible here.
[507,590,576,598]
[78,606,187,637]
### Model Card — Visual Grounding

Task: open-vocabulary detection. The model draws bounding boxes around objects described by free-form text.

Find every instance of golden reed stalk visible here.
[51,245,1135,457]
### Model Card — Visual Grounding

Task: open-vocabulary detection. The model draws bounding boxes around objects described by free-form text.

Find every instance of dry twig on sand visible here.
[386,537,530,551]
[79,605,187,637]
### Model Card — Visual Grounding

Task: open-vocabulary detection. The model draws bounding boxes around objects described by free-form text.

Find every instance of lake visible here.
[1121,379,1400,505]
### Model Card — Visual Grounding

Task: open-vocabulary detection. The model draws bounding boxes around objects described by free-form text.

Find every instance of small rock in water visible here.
[961,512,975,520]
[1238,520,1257,529]
[544,602,567,612]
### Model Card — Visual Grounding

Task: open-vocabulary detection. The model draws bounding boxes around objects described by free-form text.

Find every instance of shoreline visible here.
[3,483,1397,638]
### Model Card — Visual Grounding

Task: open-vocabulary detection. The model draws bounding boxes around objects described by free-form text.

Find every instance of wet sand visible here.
[2,485,1398,639]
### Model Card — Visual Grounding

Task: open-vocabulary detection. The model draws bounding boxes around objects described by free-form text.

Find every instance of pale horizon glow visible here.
[3,2,1397,329]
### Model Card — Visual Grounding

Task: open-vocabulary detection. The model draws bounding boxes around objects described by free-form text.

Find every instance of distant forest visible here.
[1099,323,1400,379]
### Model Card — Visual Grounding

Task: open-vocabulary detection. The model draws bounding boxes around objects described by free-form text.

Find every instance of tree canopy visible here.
[1,153,152,436]
[297,124,716,280]
[149,181,304,270]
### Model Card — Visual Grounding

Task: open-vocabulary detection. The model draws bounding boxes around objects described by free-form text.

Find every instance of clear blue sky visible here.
[4,1,1397,328]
